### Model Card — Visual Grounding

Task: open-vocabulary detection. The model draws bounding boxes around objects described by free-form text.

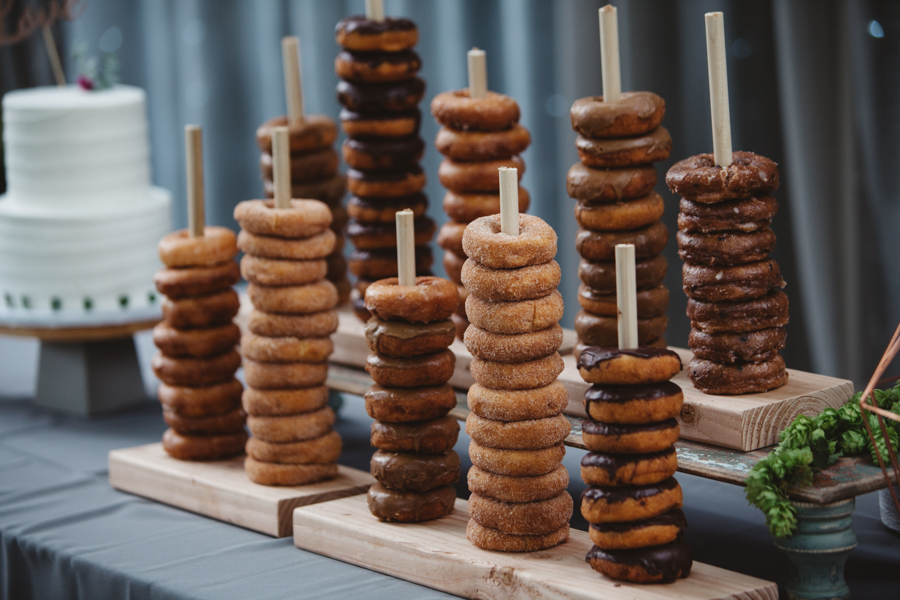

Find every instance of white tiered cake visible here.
[0,85,171,314]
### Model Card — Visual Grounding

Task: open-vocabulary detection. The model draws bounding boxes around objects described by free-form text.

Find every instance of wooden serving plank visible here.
[293,494,778,600]
[109,442,374,537]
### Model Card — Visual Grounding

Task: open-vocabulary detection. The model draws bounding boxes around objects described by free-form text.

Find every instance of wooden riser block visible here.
[293,495,778,600]
[109,443,374,537]
[560,348,853,451]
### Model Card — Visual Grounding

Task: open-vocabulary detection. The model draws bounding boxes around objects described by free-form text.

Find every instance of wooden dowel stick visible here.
[396,209,416,286]
[498,167,519,236]
[705,12,732,167]
[282,36,304,125]
[616,244,638,349]
[467,48,487,99]
[365,0,384,22]
[42,25,66,87]
[272,127,292,209]
[599,5,621,102]
[184,125,205,238]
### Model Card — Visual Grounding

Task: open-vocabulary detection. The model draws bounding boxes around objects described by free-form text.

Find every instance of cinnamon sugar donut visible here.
[581,419,680,455]
[438,156,524,193]
[466,412,570,450]
[335,48,421,82]
[688,355,788,394]
[152,350,241,387]
[163,406,246,435]
[162,428,247,461]
[256,114,338,153]
[234,199,332,239]
[246,431,342,464]
[242,386,328,417]
[431,90,520,131]
[340,108,421,138]
[259,148,338,182]
[237,229,336,261]
[247,309,338,338]
[581,447,677,486]
[677,228,776,266]
[245,457,338,486]
[575,310,667,347]
[371,415,460,454]
[666,151,779,203]
[470,353,564,390]
[335,16,418,52]
[435,124,531,161]
[247,281,338,315]
[579,255,667,292]
[342,136,425,170]
[365,316,456,358]
[246,406,335,443]
[366,350,455,388]
[467,464,568,503]
[469,492,572,535]
[241,333,333,363]
[583,382,683,424]
[578,347,682,385]
[567,162,657,204]
[467,381,569,422]
[461,259,561,302]
[370,450,460,492]
[576,128,672,168]
[581,478,683,523]
[462,214,556,270]
[689,327,786,364]
[346,166,426,197]
[467,519,569,552]
[683,259,785,302]
[469,441,566,477]
[336,78,425,112]
[687,289,789,333]
[678,195,778,233]
[589,509,686,551]
[154,261,240,298]
[348,193,428,224]
[466,290,563,335]
[158,227,237,268]
[464,323,563,363]
[153,322,240,358]
[243,359,329,389]
[161,290,240,329]
[367,482,456,523]
[575,221,668,262]
[365,276,458,324]
[158,378,243,418]
[442,187,530,222]
[578,284,668,318]
[575,193,664,231]
[570,92,666,138]
[241,255,327,286]
[364,384,458,423]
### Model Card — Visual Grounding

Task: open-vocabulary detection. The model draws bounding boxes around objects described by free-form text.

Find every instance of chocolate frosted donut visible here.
[583,382,683,424]
[567,162,658,204]
[438,156,524,193]
[581,477,682,523]
[348,192,428,223]
[340,108,421,138]
[581,447,677,486]
[365,317,456,357]
[678,195,778,233]
[589,508,687,551]
[578,284,668,319]
[587,539,692,583]
[689,327,786,364]
[435,124,531,161]
[469,491,573,536]
[688,355,789,395]
[335,49,421,82]
[576,221,668,262]
[467,464,568,504]
[347,215,435,250]
[348,245,433,279]
[336,78,425,112]
[342,135,425,170]
[466,412,571,450]
[430,89,520,131]
[581,419,680,454]
[579,255,667,292]
[467,382,569,422]
[364,384,458,423]
[366,349,456,388]
[371,450,460,492]
[574,310,667,348]
[682,258,785,302]
[575,193,664,232]
[346,165,426,197]
[575,127,672,168]
[667,151,779,203]
[371,415,460,454]
[578,346,682,385]
[367,482,456,522]
[677,228,776,266]
[336,16,418,52]
[570,92,666,138]
[687,289,789,333]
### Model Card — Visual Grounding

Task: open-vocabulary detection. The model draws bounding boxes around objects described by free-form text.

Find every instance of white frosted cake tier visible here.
[0,85,172,314]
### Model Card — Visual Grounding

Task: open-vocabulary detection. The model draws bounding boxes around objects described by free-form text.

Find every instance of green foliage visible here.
[746,384,900,537]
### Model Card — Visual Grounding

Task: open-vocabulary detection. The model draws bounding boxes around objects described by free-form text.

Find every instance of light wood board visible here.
[293,494,778,600]
[109,443,374,537]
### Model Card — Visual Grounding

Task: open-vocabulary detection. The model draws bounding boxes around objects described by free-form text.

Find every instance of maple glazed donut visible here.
[241,333,333,364]
[371,415,460,454]
[574,310,667,347]
[367,482,456,522]
[466,519,569,553]
[469,353,564,391]
[567,162,657,204]
[469,492,572,535]
[461,260,561,302]
[158,378,243,418]
[255,115,338,153]
[335,15,418,52]
[466,412,570,450]
[241,255,327,286]
[586,540,692,583]
[575,193,664,231]
[163,406,246,435]
[348,192,428,223]
[161,290,240,329]
[342,136,425,170]
[365,316,456,357]
[258,148,338,182]
[246,406,335,443]
[434,124,531,161]
[583,382,683,424]
[346,166,426,197]
[151,350,242,387]
[371,450,460,491]
[347,216,436,250]
[443,188,530,222]
[467,464,568,503]
[687,289,789,333]
[666,151,779,203]
[575,221,668,262]
[364,384,458,423]
[689,327,786,364]
[336,78,425,112]
[677,228,776,266]
[247,309,338,338]
[237,229,335,261]
[340,108,421,138]
[467,381,568,422]
[581,477,683,523]
[575,127,672,169]
[242,386,329,417]
[581,419,680,455]
[158,227,237,268]
[578,284,668,318]
[431,89,520,131]
[246,430,342,465]
[154,261,240,298]
[335,49,421,82]
[578,347,682,385]
[466,290,563,335]
[153,322,240,358]
[464,323,563,363]
[581,447,677,487]
[234,199,332,239]
[469,441,566,477]
[366,349,456,388]
[462,214,557,270]
[364,276,458,323]
[570,92,666,138]
[247,281,338,315]
[589,508,686,550]
[688,355,789,395]
[162,428,248,461]
[678,195,778,233]
[438,156,524,193]
[682,259,785,302]
[245,457,338,486]
[579,254,667,292]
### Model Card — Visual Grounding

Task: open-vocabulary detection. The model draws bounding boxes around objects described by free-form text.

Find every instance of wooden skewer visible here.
[598,5,621,102]
[705,12,732,167]
[184,125,205,238]
[396,209,416,286]
[282,36,304,125]
[467,48,487,99]
[42,25,66,87]
[498,167,519,236]
[615,244,638,349]
[272,127,292,209]
[365,0,385,22]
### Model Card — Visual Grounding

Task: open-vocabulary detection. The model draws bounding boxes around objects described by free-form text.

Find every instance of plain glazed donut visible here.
[243,359,328,390]
[678,195,778,233]
[336,78,425,112]
[256,114,338,153]
[687,289,789,333]
[579,255,667,292]
[469,441,565,477]
[161,290,240,329]
[334,49,421,82]
[570,92,666,138]
[466,290,563,335]
[567,162,657,204]
[467,381,568,422]
[575,310,667,347]
[246,431,342,465]
[364,317,456,358]
[247,281,338,315]
[469,492,572,536]
[461,259,561,302]
[335,16,418,52]
[442,188,530,223]
[364,276,458,324]
[262,174,347,204]
[242,386,329,417]
[435,124,531,161]
[682,259,785,302]
[576,128,672,168]
[163,406,246,435]
[158,227,237,268]
[575,193,664,231]
[154,261,240,299]
[340,108,421,138]
[237,229,336,261]
[245,456,338,486]
[438,156,524,193]
[247,309,338,338]
[370,450,460,492]
[470,353,564,390]
[162,428,247,461]
[234,199,332,239]
[366,350,456,388]
[677,228,776,266]
[581,478,682,523]
[467,464,568,504]
[241,255,327,286]
[364,384,458,423]
[575,221,669,262]
[347,193,428,224]
[153,322,240,358]
[589,509,686,551]
[371,415,460,454]
[158,378,243,418]
[578,284,668,318]
[581,447,677,487]
[367,482,456,523]
[582,419,680,455]
[259,148,338,182]
[583,382,683,424]
[151,350,241,387]
[246,406,335,443]
[666,151,779,203]
[241,334,333,363]
[466,412,570,450]
[431,89,520,131]
[462,214,556,270]
[688,355,788,394]
[346,166,426,198]
[578,346,682,385]
[464,323,563,363]
[466,519,569,552]
[689,327,786,364]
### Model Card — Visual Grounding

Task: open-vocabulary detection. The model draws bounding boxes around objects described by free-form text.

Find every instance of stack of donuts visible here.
[577,346,692,583]
[363,276,460,522]
[234,198,341,485]
[460,213,573,552]
[256,116,350,303]
[666,152,788,394]
[335,15,434,322]
[567,93,673,357]
[152,227,246,460]
[430,89,531,338]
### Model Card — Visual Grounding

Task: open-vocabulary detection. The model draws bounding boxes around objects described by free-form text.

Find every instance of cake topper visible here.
[71,40,119,90]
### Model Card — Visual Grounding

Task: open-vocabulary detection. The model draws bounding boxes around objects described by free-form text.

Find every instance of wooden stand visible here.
[293,494,778,600]
[109,443,374,537]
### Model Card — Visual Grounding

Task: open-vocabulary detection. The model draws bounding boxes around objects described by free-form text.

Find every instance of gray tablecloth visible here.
[1,333,897,599]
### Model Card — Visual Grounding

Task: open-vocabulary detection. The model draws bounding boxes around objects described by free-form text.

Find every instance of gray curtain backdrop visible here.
[2,0,898,387]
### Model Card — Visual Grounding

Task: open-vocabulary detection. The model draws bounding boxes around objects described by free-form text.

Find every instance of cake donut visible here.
[153,261,240,298]
[580,447,678,486]
[578,347,682,385]
[666,151,779,203]
[158,379,243,418]
[435,124,531,161]
[367,482,456,522]
[431,89,520,131]
[365,316,456,357]
[583,382,683,424]
[335,49,421,82]
[348,192,428,223]
[588,508,686,550]
[371,415,460,454]
[575,193,664,231]
[581,478,683,523]
[340,108,421,138]
[575,128,672,169]
[467,464,568,503]
[442,188,530,223]
[153,322,240,358]
[335,16,418,52]
[586,540,692,583]
[570,92,666,138]
[158,227,237,268]
[581,419,680,455]
[567,163,657,204]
